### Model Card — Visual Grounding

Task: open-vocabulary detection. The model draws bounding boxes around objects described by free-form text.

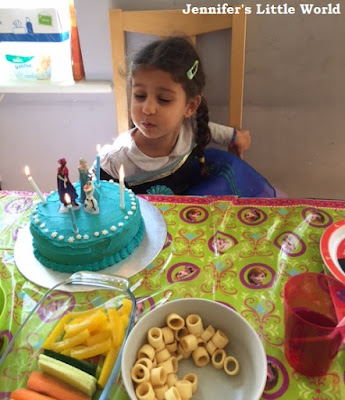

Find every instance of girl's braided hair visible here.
[130,36,211,176]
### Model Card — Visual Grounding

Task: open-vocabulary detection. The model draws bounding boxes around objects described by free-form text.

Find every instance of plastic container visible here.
[0,271,136,399]
[0,40,74,83]
[284,272,345,376]
[0,0,74,84]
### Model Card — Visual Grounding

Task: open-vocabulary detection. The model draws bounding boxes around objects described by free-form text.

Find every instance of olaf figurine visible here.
[83,180,99,214]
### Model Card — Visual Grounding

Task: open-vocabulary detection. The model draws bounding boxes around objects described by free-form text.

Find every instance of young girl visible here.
[98,36,273,196]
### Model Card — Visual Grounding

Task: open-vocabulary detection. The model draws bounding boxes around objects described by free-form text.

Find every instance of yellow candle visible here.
[119,164,125,209]
[24,166,46,204]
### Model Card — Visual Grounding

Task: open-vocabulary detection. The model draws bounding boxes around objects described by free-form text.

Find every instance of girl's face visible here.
[131,68,200,148]
[188,210,200,221]
[245,210,259,221]
[282,235,296,252]
[250,271,266,285]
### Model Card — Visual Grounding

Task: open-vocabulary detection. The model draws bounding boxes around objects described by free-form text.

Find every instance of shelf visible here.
[0,80,113,94]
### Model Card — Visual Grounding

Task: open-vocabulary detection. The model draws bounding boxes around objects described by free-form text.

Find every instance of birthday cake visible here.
[29,181,145,272]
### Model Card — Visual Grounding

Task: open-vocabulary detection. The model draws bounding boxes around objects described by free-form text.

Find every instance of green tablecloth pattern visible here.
[0,190,344,399]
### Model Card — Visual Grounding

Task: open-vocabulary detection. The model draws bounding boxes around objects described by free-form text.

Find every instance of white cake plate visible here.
[14,198,167,292]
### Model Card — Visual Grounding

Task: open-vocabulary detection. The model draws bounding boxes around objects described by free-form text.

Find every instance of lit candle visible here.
[96,144,101,187]
[65,193,79,234]
[24,166,46,204]
[119,164,125,209]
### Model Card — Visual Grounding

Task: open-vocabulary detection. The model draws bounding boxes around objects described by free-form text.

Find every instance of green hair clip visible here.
[186,60,199,80]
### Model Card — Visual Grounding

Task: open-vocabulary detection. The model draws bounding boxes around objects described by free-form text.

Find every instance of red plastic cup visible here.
[283,272,345,376]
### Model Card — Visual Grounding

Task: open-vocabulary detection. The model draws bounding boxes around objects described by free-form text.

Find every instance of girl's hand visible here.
[230,129,251,159]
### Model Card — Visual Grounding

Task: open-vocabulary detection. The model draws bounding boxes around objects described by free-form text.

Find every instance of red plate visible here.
[320,219,345,285]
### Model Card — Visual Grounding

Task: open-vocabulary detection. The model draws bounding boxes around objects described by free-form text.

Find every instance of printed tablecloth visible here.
[0,190,344,399]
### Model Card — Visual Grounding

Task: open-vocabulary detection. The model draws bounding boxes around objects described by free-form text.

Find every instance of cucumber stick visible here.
[38,354,97,396]
[43,349,98,377]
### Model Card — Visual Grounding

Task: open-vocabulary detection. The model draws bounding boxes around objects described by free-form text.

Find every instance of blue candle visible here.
[65,194,79,234]
[96,144,101,187]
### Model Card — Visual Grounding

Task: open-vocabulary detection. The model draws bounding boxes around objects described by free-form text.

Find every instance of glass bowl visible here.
[0,271,136,399]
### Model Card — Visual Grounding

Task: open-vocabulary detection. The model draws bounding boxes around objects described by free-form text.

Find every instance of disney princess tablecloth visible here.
[0,190,344,399]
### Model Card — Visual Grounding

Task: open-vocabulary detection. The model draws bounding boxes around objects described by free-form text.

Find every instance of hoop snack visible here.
[183,373,198,394]
[211,349,226,370]
[150,366,167,386]
[186,314,204,337]
[192,346,210,367]
[167,313,185,330]
[137,344,155,360]
[175,380,193,399]
[224,356,240,376]
[136,381,155,400]
[211,330,229,349]
[148,327,164,349]
[135,357,153,371]
[131,363,150,383]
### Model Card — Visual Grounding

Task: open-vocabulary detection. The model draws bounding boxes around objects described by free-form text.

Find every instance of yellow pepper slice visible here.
[51,329,90,352]
[120,314,129,329]
[70,338,112,360]
[86,330,111,347]
[64,310,107,338]
[68,306,105,319]
[118,298,132,316]
[108,308,125,348]
[97,347,120,388]
[42,314,72,350]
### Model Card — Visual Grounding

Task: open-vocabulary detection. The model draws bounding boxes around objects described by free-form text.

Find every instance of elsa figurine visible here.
[78,157,91,203]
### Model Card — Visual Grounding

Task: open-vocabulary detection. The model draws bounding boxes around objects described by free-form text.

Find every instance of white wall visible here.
[1,0,344,199]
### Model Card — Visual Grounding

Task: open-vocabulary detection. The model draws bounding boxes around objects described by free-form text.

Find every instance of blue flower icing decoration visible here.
[146,185,174,195]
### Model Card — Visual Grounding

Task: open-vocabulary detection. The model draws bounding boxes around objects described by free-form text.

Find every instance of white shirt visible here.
[99,121,235,181]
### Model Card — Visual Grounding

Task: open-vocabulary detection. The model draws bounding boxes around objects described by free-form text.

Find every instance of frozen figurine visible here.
[57,158,79,212]
[83,180,99,214]
[78,157,91,203]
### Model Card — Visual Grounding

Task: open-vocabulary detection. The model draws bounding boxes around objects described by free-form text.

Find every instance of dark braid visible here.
[130,36,211,175]
[195,96,211,176]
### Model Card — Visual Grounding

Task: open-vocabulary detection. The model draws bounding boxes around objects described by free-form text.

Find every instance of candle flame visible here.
[119,164,125,179]
[64,193,71,205]
[96,144,101,153]
[24,165,30,177]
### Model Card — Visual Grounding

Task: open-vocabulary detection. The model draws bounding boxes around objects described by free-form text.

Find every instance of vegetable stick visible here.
[118,298,132,316]
[43,315,72,350]
[108,308,125,347]
[86,330,111,346]
[97,347,120,388]
[70,338,112,360]
[27,371,91,400]
[68,306,105,319]
[51,329,90,352]
[64,311,107,338]
[11,388,56,400]
[38,354,97,396]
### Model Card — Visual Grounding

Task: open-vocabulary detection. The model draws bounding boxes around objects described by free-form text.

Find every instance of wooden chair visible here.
[108,9,247,134]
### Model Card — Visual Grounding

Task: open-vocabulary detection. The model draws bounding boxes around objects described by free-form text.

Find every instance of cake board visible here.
[14,198,167,292]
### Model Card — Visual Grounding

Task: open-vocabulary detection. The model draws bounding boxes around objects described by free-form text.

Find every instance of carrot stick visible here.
[11,388,56,400]
[27,371,91,400]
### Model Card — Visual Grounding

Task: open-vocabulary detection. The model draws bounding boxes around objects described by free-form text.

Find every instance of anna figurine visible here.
[57,158,79,207]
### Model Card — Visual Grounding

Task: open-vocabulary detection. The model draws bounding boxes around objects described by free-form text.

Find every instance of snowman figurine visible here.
[83,180,99,214]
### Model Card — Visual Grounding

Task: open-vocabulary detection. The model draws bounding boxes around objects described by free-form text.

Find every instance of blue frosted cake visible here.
[29,181,145,272]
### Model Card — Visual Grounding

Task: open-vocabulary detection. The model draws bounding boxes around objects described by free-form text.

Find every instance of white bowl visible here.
[121,299,267,400]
